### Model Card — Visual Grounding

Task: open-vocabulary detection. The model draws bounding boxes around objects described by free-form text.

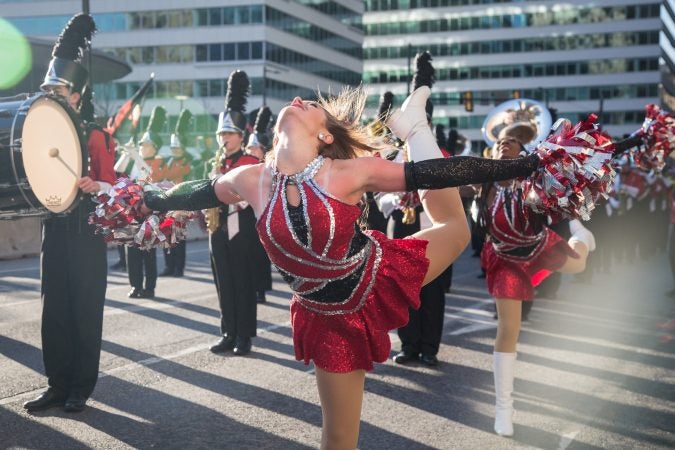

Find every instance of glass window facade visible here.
[364,57,659,84]
[367,84,659,109]
[366,0,540,11]
[266,44,361,85]
[295,0,363,29]
[266,7,363,58]
[103,41,261,65]
[364,30,659,60]
[8,6,263,35]
[365,4,660,36]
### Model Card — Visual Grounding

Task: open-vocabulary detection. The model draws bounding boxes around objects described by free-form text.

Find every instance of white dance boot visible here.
[493,352,516,437]
[568,219,596,252]
[386,86,442,162]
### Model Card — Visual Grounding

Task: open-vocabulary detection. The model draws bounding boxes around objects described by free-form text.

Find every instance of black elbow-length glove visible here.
[143,179,222,212]
[404,153,540,191]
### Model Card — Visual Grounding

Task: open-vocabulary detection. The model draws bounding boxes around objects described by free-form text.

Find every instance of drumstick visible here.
[48,148,79,178]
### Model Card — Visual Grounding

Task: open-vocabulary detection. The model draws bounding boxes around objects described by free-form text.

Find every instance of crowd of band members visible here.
[108,114,675,353]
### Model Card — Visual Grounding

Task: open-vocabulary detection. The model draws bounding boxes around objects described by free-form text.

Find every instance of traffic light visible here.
[462,91,473,112]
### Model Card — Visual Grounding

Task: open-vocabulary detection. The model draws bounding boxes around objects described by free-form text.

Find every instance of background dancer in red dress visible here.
[477,129,595,437]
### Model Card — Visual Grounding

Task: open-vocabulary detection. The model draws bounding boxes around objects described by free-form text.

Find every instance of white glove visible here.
[568,219,596,252]
[376,192,400,219]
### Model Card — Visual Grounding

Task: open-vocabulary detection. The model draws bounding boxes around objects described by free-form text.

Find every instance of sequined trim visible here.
[294,234,382,315]
[490,186,546,262]
[262,155,384,315]
[265,176,365,271]
[271,155,325,184]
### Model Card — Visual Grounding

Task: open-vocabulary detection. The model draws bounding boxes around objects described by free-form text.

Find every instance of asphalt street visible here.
[0,238,674,449]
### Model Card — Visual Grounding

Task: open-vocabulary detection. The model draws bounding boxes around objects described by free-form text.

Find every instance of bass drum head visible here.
[21,95,85,214]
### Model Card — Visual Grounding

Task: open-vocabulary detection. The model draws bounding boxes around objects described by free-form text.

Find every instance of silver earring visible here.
[318,133,325,141]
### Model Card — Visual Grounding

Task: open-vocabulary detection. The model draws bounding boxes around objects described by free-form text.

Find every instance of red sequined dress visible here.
[480,185,578,301]
[256,156,429,372]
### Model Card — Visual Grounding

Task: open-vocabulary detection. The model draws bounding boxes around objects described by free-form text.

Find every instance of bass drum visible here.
[0,92,87,219]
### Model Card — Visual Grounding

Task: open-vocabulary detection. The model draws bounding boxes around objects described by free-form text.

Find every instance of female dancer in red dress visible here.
[478,132,596,437]
[143,85,540,449]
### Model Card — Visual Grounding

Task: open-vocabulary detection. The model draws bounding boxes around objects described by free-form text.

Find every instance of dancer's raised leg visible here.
[387,86,469,284]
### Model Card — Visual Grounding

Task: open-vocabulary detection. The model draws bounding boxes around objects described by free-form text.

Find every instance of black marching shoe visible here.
[210,336,236,353]
[173,269,184,278]
[256,291,267,304]
[140,289,155,299]
[63,393,87,413]
[233,337,252,356]
[127,288,143,298]
[23,389,66,412]
[419,354,439,366]
[393,351,419,365]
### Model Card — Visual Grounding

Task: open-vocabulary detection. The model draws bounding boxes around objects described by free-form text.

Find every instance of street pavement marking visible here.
[0,322,291,406]
[447,322,496,336]
[558,430,580,449]
[448,292,493,303]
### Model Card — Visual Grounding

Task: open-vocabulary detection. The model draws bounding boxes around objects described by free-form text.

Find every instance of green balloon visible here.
[0,18,31,90]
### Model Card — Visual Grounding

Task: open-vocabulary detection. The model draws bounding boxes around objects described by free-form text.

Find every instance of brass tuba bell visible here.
[481,98,552,149]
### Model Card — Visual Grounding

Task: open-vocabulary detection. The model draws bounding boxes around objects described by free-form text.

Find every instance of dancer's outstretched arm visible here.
[144,179,221,212]
[144,164,257,212]
[403,154,539,191]
[355,154,539,194]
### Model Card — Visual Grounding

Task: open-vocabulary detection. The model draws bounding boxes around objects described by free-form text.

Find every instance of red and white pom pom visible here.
[632,104,675,172]
[88,177,194,250]
[522,114,616,222]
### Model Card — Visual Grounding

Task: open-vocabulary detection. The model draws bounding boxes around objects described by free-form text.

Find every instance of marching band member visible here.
[160,108,193,277]
[126,106,167,299]
[206,70,260,356]
[24,14,116,413]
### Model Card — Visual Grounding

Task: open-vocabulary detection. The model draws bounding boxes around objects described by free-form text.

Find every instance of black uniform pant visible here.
[251,238,272,294]
[398,273,446,356]
[209,227,257,338]
[163,240,186,274]
[41,220,107,398]
[127,247,157,290]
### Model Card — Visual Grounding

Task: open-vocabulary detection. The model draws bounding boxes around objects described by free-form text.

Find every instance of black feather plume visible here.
[52,13,96,61]
[435,124,446,149]
[377,91,394,120]
[254,106,272,134]
[175,109,192,135]
[226,70,249,113]
[148,106,167,133]
[412,51,435,91]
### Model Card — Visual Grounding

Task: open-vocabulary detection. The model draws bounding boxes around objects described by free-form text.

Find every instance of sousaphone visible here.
[482,98,552,150]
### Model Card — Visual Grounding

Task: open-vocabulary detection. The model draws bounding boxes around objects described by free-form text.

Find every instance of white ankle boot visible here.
[493,352,516,437]
[386,86,441,162]
[568,219,596,252]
